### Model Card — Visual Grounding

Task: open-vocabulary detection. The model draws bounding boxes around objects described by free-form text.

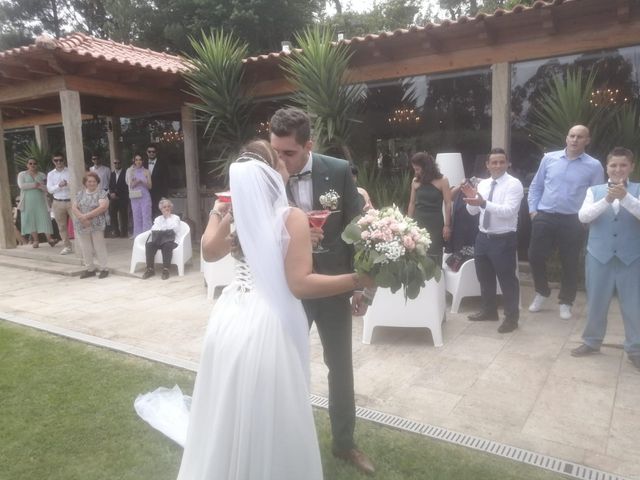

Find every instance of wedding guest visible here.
[408,152,452,264]
[17,158,55,248]
[146,144,170,218]
[46,153,73,254]
[90,153,111,192]
[142,198,181,280]
[12,195,26,245]
[108,158,129,237]
[527,125,604,319]
[350,164,373,211]
[463,148,524,333]
[127,153,152,237]
[72,172,110,279]
[572,147,640,371]
[445,180,479,271]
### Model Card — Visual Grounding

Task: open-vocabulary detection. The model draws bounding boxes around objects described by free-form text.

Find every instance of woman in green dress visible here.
[408,152,452,264]
[17,158,55,248]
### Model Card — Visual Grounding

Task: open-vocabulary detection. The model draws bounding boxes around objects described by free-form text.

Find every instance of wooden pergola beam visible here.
[0,76,66,103]
[63,75,185,105]
[617,0,631,23]
[476,19,497,44]
[3,112,92,129]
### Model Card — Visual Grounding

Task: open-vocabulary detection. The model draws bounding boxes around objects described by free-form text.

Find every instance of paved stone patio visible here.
[0,238,638,479]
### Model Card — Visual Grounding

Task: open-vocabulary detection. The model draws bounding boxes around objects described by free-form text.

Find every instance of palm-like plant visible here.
[280,25,366,160]
[528,68,612,153]
[15,142,52,173]
[182,30,256,175]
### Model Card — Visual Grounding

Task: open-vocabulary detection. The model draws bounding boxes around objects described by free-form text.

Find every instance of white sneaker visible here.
[559,304,572,320]
[60,247,72,255]
[528,293,548,312]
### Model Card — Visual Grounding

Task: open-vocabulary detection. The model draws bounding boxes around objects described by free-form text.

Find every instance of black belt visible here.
[480,231,515,239]
[53,198,70,202]
[538,211,578,217]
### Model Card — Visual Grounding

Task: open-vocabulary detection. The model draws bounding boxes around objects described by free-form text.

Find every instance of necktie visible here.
[482,180,497,230]
[289,170,311,180]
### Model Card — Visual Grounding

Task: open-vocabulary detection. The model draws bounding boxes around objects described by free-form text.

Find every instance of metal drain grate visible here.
[310,394,631,480]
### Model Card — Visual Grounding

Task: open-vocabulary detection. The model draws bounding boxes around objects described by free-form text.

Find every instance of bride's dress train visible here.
[135,260,323,480]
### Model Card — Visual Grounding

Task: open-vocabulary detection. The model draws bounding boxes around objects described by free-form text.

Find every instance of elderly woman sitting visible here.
[142,198,181,280]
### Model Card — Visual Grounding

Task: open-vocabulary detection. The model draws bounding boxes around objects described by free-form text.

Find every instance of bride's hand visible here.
[213,200,232,217]
[309,227,324,248]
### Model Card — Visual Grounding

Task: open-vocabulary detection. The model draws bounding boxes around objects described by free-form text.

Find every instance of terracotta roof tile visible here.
[243,0,574,64]
[0,32,188,73]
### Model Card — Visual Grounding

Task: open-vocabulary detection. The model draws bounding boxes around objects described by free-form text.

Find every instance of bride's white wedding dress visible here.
[136,259,323,480]
[136,158,323,480]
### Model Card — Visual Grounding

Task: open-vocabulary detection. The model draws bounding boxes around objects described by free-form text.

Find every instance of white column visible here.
[34,124,49,152]
[59,90,86,199]
[0,108,16,249]
[181,105,201,238]
[491,62,511,153]
[106,116,121,169]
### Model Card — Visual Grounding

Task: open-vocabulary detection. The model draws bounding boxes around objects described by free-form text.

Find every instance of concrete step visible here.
[0,246,84,266]
[0,254,85,276]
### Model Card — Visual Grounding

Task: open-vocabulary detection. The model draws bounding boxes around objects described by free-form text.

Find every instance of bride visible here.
[136,139,372,480]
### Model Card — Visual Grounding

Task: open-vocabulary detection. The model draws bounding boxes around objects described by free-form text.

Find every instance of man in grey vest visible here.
[572,147,640,370]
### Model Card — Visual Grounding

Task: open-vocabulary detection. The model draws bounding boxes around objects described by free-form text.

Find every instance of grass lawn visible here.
[0,320,569,480]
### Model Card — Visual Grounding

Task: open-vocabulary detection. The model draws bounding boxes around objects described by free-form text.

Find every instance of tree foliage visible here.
[321,0,422,38]
[437,0,535,20]
[281,25,366,160]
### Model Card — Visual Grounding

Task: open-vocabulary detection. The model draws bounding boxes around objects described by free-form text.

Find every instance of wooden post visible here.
[59,90,86,199]
[181,105,202,238]
[0,109,16,249]
[106,116,121,169]
[491,62,511,153]
[34,124,49,153]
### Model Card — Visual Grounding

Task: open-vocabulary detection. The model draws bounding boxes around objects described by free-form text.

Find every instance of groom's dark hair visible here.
[269,108,311,146]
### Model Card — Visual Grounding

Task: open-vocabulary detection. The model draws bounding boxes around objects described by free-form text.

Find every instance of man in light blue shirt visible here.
[527,125,604,319]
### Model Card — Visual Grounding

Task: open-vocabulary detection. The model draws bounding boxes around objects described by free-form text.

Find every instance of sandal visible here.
[32,243,39,248]
[48,239,59,247]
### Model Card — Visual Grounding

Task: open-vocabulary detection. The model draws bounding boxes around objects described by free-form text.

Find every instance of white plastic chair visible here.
[362,276,446,347]
[442,253,522,314]
[202,252,235,300]
[129,221,192,276]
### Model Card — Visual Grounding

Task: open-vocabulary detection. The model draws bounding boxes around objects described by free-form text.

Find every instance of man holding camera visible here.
[462,148,524,333]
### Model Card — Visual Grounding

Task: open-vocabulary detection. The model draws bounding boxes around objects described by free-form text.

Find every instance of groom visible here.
[270,108,375,475]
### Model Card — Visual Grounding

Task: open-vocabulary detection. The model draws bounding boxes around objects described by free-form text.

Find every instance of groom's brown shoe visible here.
[333,448,375,475]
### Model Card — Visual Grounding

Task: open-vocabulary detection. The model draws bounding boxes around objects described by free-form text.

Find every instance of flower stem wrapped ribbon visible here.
[342,205,441,300]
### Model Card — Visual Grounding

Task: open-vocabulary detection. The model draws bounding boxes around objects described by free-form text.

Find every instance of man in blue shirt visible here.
[527,125,604,320]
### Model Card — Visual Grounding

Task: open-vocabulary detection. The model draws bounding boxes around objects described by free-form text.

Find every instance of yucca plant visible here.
[15,142,52,173]
[182,30,256,176]
[280,25,366,160]
[528,68,612,153]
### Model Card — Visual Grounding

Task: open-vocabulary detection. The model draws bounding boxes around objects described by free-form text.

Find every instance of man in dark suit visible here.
[108,158,129,237]
[146,144,170,218]
[462,148,524,333]
[270,108,374,476]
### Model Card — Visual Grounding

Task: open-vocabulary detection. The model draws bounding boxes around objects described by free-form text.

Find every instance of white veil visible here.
[229,159,311,384]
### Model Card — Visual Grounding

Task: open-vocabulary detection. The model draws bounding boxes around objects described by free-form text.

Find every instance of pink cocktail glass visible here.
[216,191,231,203]
[307,210,332,253]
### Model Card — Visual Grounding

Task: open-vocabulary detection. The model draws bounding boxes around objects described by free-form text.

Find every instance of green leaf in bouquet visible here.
[372,251,388,265]
[406,280,421,300]
[375,268,396,288]
[341,222,362,244]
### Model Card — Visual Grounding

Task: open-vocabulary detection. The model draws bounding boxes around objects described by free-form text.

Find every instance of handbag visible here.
[148,229,176,247]
[129,189,142,199]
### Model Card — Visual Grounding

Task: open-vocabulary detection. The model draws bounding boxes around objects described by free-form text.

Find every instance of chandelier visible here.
[589,88,629,107]
[388,107,421,125]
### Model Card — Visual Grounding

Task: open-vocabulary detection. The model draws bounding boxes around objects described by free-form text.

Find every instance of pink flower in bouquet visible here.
[361,230,371,240]
[403,235,416,251]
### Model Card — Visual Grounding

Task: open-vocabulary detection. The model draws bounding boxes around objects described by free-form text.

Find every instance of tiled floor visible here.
[1,239,638,479]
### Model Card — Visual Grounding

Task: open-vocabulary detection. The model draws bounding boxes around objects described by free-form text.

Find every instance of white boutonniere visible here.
[319,189,340,210]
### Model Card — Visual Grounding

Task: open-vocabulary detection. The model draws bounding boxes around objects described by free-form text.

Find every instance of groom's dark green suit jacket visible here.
[308,152,363,280]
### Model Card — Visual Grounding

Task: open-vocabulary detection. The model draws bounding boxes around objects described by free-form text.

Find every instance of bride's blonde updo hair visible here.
[236,139,278,168]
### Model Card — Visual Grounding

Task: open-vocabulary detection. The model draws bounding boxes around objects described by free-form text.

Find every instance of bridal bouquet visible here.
[342,205,440,300]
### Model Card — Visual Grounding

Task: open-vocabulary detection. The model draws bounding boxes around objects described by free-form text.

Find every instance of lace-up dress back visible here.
[175,252,322,480]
